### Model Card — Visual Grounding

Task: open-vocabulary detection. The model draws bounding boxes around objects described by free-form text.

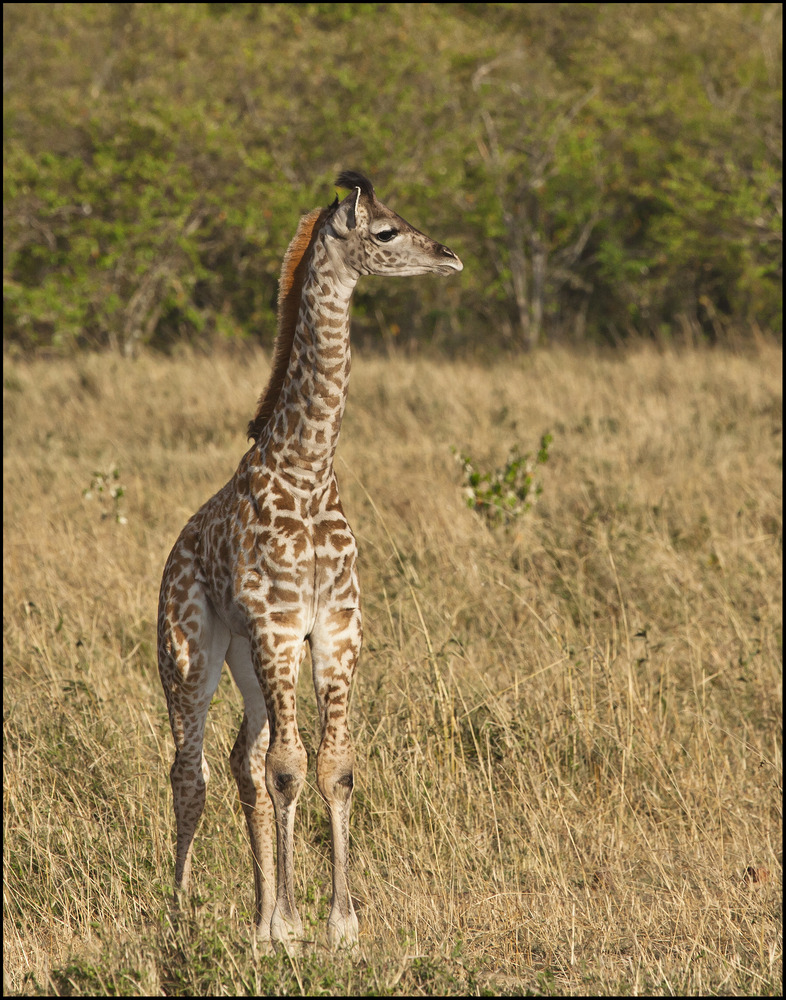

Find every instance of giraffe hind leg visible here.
[226,636,276,943]
[158,583,228,907]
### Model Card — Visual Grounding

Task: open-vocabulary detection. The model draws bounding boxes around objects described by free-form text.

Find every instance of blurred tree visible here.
[471,49,603,348]
[2,2,781,353]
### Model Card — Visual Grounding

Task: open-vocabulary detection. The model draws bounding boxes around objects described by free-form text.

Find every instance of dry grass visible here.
[3,341,782,995]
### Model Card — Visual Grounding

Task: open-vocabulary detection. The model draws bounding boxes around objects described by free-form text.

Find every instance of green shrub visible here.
[3,3,781,353]
[456,433,552,526]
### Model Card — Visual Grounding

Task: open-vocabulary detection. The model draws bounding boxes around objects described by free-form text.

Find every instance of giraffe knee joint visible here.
[266,749,307,806]
[269,771,303,806]
[319,767,354,804]
[334,771,354,804]
[172,753,208,788]
[274,772,297,795]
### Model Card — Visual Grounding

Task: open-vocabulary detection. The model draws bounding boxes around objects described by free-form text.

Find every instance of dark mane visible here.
[246,204,332,442]
[335,170,375,200]
[247,173,375,444]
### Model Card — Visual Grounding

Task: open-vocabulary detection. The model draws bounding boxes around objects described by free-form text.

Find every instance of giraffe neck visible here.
[257,233,358,488]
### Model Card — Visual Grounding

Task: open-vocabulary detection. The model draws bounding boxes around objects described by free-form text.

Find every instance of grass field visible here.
[3,340,782,996]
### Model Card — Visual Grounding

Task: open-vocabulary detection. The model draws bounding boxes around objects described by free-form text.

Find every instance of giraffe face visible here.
[327,184,463,279]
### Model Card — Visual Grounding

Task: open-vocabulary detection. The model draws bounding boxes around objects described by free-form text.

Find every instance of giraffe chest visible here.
[196,472,359,637]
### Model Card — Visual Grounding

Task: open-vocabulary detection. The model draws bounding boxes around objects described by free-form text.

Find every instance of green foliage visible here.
[83,466,127,524]
[456,433,552,525]
[2,3,782,353]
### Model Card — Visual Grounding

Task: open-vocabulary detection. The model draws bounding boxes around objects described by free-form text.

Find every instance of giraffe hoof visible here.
[252,928,274,956]
[270,908,304,952]
[272,936,304,956]
[327,912,359,950]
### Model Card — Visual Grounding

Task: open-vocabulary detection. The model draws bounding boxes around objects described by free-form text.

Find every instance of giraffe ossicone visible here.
[157,171,462,949]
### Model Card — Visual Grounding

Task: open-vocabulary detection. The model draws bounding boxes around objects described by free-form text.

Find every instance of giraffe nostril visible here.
[440,245,456,258]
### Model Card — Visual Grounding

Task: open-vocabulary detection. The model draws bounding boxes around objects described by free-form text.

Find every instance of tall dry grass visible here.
[3,341,782,995]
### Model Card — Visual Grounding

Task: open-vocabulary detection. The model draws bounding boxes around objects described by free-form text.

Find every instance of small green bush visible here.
[456,432,552,526]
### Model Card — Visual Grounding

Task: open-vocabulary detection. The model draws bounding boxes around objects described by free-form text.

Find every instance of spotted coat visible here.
[157,170,462,949]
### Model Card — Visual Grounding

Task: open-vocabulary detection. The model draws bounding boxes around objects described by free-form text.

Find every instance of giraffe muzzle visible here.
[437,244,463,272]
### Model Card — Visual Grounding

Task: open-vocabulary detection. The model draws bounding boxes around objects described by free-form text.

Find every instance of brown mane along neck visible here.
[247,204,332,443]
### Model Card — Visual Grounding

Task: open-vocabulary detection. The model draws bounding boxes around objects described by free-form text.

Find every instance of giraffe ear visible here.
[330,188,363,236]
[349,186,373,229]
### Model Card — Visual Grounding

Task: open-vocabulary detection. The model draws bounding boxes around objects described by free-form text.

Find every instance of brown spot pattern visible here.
[157,172,461,948]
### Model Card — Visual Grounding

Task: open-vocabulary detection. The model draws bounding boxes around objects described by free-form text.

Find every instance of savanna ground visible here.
[3,341,782,996]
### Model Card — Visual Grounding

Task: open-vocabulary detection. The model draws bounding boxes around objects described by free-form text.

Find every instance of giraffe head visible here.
[325,170,463,279]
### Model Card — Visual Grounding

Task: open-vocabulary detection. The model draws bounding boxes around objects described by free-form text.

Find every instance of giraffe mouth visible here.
[436,245,463,273]
[391,249,463,277]
[429,257,463,275]
[388,260,463,277]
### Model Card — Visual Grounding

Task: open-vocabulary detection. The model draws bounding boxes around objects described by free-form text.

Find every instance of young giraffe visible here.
[157,171,462,949]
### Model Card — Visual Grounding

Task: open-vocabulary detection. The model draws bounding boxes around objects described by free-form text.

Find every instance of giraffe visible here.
[157,170,462,949]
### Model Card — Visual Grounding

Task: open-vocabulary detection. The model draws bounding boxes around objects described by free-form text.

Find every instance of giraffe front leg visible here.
[318,735,359,949]
[267,748,307,949]
[311,607,362,949]
[250,631,308,949]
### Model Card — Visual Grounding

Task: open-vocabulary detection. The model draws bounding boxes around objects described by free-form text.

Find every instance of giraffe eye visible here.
[375,229,398,242]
